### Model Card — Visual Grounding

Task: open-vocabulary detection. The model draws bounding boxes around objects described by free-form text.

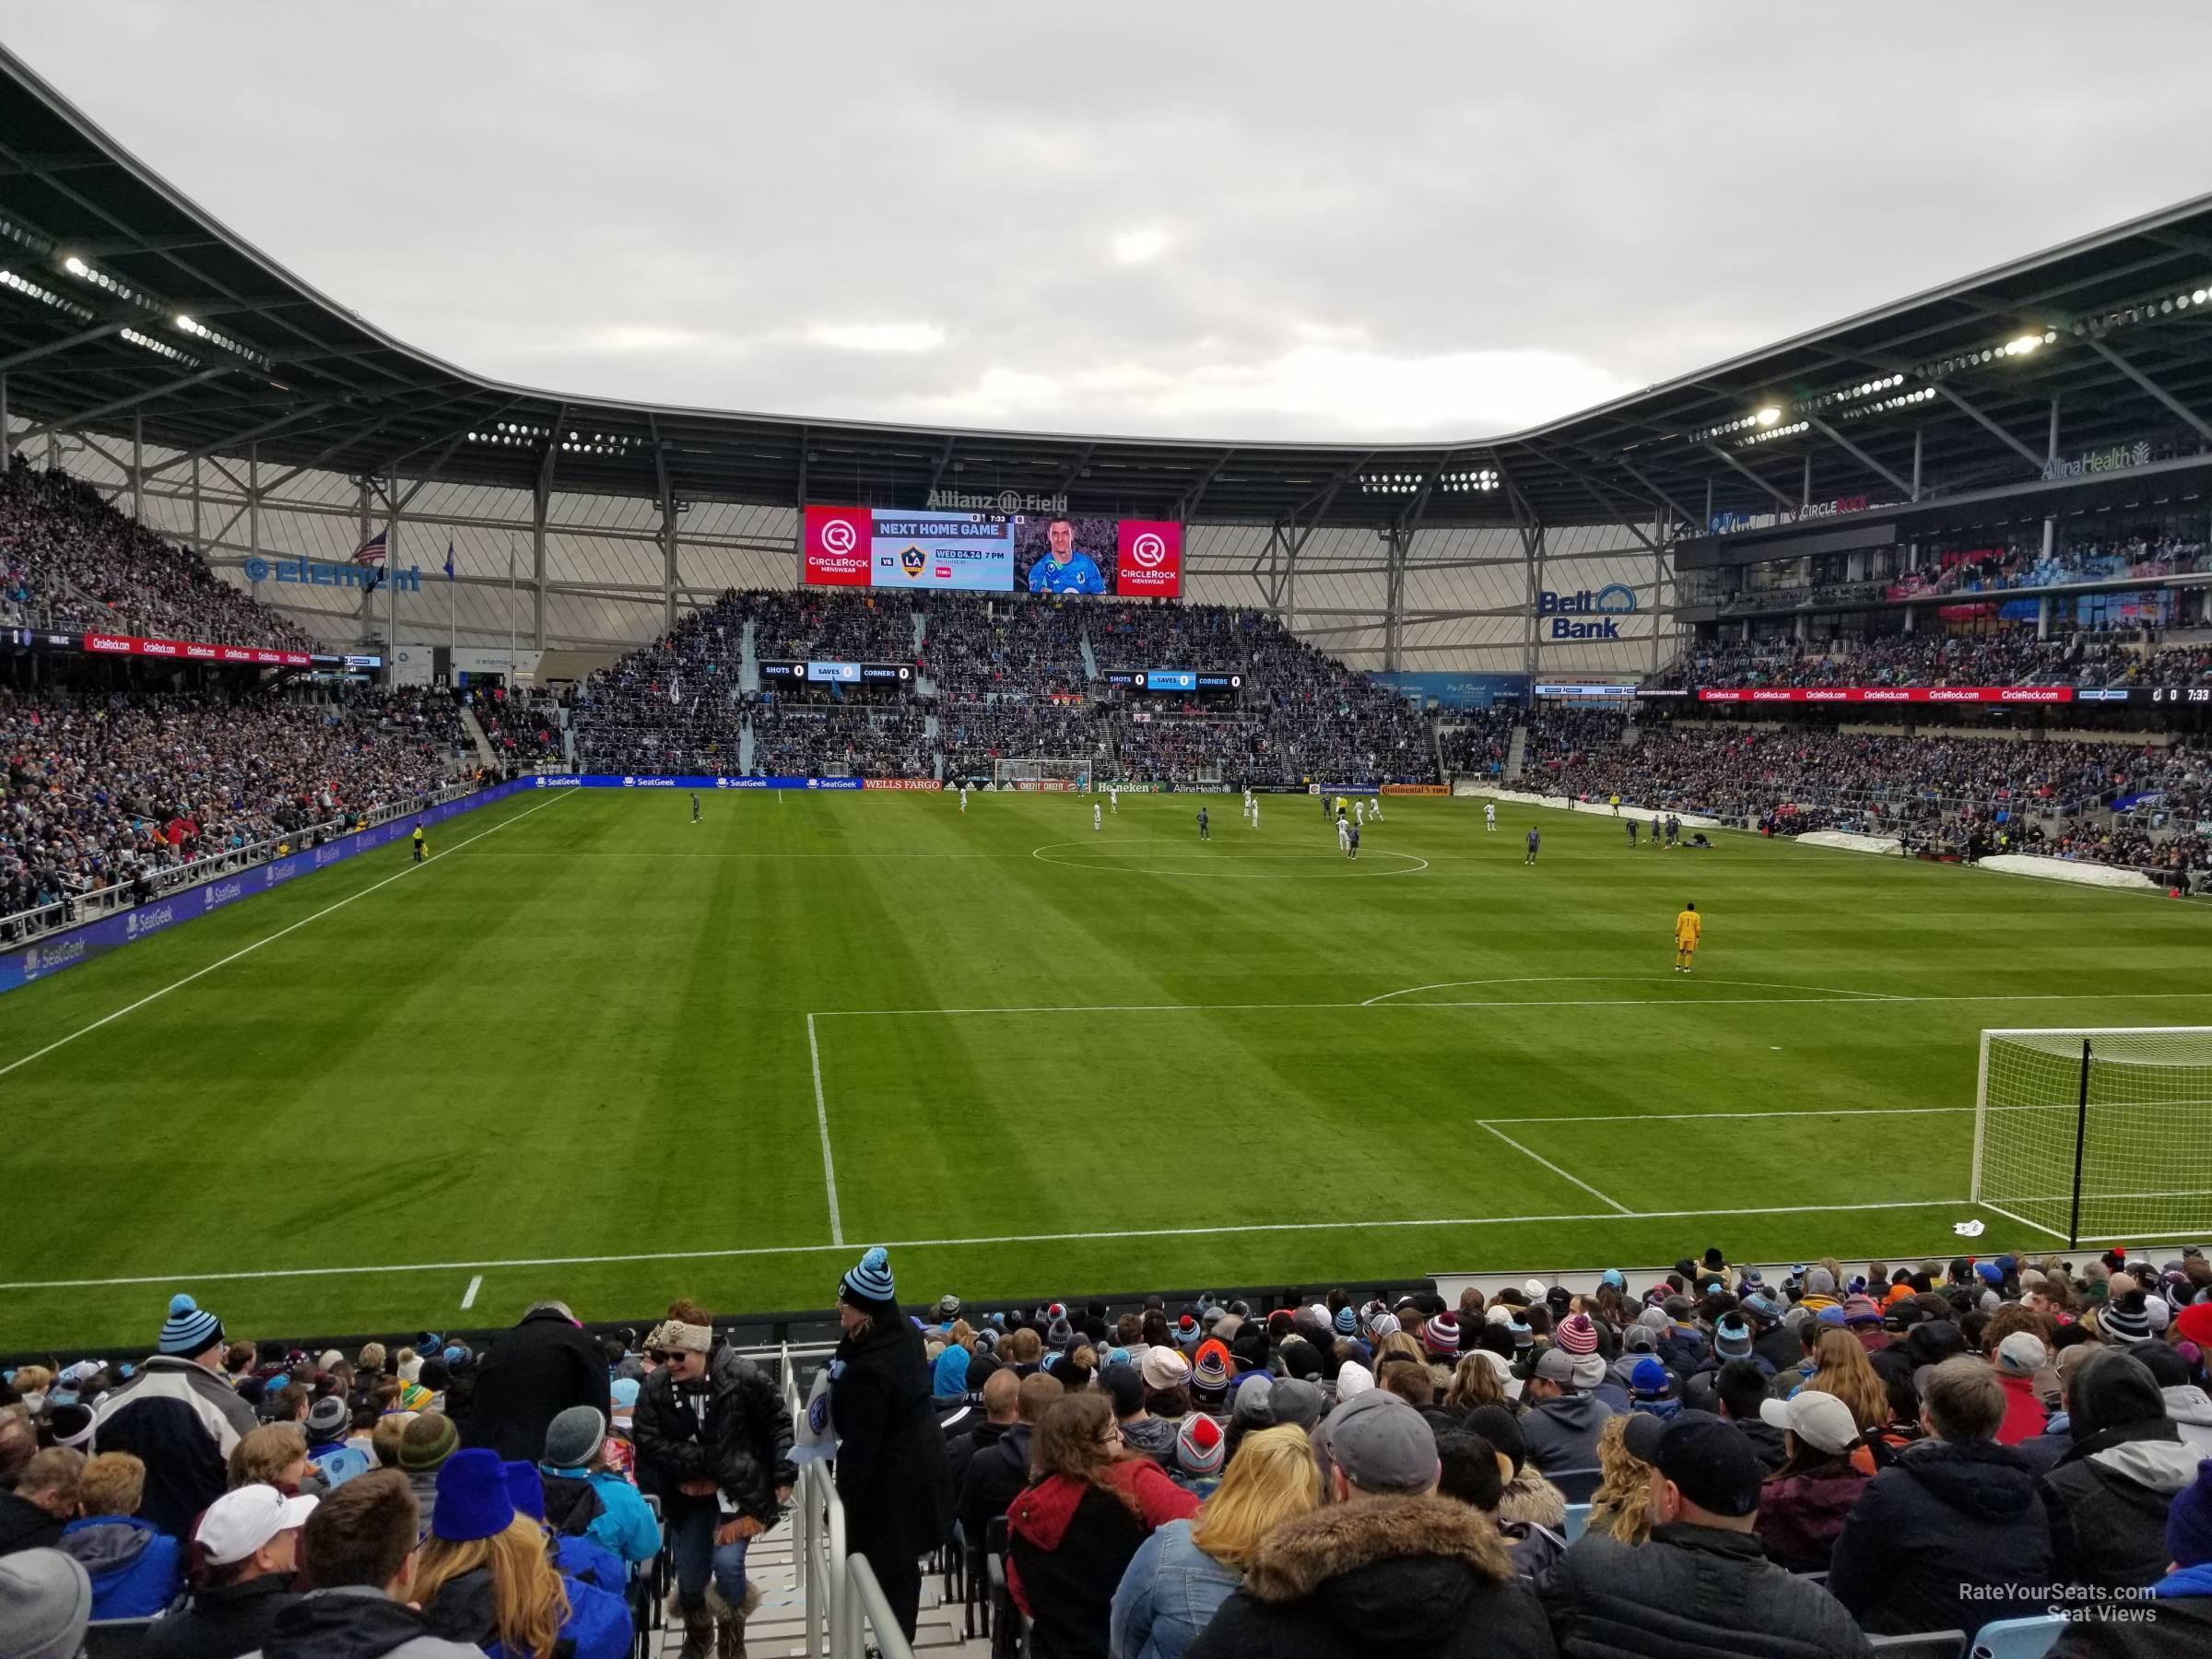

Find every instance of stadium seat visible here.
[1865,1634,1967,1659]
[1561,1502,1590,1543]
[1549,1465,1603,1503]
[80,1618,159,1658]
[1970,1615,2068,1659]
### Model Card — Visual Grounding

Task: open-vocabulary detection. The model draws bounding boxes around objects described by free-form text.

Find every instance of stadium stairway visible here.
[650,1519,984,1656]
[1079,626,1100,683]
[739,715,756,776]
[456,704,498,769]
[739,619,760,695]
[1505,722,1527,781]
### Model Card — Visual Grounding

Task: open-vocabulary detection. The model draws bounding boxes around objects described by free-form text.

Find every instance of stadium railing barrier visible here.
[786,1347,848,1659]
[841,1555,917,1659]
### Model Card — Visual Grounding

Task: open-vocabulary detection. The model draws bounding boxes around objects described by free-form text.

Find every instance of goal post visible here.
[991,758,1088,791]
[1971,1027,2212,1245]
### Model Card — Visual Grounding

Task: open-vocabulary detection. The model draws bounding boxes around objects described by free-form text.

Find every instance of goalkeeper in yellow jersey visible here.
[1674,900,1701,973]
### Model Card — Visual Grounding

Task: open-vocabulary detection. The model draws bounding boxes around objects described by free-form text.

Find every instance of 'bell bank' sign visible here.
[1537,584,1639,640]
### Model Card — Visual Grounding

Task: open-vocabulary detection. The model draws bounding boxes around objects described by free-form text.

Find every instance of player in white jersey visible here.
[1484,801,1497,830]
[1250,798,1260,830]
[959,785,968,813]
[1355,799,1366,827]
[1369,795,1383,822]
[1110,784,1118,814]
[1336,815,1351,853]
[1094,801,1102,831]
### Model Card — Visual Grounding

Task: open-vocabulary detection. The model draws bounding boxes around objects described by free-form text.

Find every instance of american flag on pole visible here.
[352,530,388,566]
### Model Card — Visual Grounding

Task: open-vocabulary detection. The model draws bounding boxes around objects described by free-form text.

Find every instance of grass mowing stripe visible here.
[0,787,576,1083]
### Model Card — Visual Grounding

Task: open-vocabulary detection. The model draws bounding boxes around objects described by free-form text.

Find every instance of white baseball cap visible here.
[1759,1389,1860,1455]
[195,1486,318,1566]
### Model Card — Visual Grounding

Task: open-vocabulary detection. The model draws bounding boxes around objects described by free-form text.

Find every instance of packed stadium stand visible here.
[6,1247,2209,1658]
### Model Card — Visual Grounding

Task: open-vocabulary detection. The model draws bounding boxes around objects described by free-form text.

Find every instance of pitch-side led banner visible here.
[805,506,1182,596]
[83,630,313,667]
[1696,687,2075,704]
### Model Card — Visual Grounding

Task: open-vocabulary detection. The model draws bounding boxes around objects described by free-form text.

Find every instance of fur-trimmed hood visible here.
[1243,1496,1512,1603]
[1494,1463,1567,1529]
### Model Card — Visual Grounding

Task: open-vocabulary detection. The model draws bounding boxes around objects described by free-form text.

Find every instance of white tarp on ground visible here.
[1453,783,1728,831]
[1797,830,1905,856]
[1976,853,2160,890]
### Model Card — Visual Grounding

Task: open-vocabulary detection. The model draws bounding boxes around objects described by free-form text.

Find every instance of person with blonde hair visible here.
[56,1451,183,1618]
[1110,1424,1319,1659]
[228,1423,313,1495]
[1444,1355,1509,1412]
[1806,1329,1891,1435]
[1583,1414,1658,1546]
[414,1449,629,1659]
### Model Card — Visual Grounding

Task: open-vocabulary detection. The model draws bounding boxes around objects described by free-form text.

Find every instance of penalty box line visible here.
[0,1196,1981,1294]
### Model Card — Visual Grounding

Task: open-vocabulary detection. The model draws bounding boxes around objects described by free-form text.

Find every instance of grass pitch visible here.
[4,785,2207,1353]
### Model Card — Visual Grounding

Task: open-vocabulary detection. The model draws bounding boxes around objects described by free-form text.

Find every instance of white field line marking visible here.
[1977,1201,2071,1242]
[1030,841,1430,878]
[807,988,2212,1018]
[0,788,578,1083]
[1361,975,1899,1007]
[461,1275,482,1310]
[807,1014,844,1247]
[1479,1122,1632,1213]
[0,1197,1976,1293]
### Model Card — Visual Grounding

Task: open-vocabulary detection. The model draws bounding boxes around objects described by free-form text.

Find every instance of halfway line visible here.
[0,789,577,1082]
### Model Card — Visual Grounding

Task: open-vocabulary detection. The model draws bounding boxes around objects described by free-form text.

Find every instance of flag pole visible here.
[507,534,517,685]
[448,545,455,657]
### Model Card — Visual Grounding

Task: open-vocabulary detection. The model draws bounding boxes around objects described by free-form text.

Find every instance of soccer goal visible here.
[1971,1027,2212,1245]
[992,758,1087,791]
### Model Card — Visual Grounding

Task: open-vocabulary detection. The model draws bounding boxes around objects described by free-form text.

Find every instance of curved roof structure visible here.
[5,41,2212,534]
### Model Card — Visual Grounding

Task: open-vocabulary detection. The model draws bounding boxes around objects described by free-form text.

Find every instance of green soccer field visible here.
[4,785,2208,1354]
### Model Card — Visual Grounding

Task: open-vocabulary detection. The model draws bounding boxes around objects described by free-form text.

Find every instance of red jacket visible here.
[1007,1460,1198,1659]
[1994,1371,2048,1446]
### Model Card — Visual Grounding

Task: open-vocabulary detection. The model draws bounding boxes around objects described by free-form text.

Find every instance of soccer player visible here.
[1335,794,1349,820]
[411,822,427,864]
[1651,812,1663,847]
[1666,813,1680,848]
[1524,826,1539,865]
[1094,801,1103,832]
[1027,517,1108,594]
[1197,806,1210,841]
[1626,817,1638,847]
[1110,784,1118,815]
[1369,796,1383,822]
[1674,900,1702,973]
[959,784,969,813]
[1347,821,1360,860]
[1250,798,1259,830]
[1609,793,1621,816]
[691,792,701,824]
[1355,798,1366,827]
[1484,801,1497,831]
[1336,814,1351,853]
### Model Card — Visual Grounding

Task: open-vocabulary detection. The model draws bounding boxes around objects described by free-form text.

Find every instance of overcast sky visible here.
[12,4,2212,441]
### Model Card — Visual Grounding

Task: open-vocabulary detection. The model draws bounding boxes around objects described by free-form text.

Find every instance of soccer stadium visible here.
[4,15,2212,1659]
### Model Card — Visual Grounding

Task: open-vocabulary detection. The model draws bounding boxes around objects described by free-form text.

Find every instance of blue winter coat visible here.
[60,1514,183,1618]
[1110,1518,1239,1659]
[538,1463,664,1565]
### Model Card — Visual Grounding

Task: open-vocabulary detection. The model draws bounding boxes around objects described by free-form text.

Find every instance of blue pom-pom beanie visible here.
[841,1246,898,1312]
[159,1293,223,1357]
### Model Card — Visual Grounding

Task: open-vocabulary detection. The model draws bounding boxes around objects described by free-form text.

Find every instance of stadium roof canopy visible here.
[5,41,2212,535]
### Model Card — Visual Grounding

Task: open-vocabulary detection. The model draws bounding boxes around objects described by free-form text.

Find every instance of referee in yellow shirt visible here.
[1674,901,1701,973]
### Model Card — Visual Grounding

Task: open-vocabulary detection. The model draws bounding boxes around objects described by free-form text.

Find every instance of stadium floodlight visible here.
[1754,406,1781,426]
[63,254,87,276]
[1971,1027,2212,1245]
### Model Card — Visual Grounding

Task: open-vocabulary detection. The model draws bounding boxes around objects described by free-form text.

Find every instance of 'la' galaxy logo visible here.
[899,544,927,579]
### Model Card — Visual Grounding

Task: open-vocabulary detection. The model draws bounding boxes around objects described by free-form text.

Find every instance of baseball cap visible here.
[1621,1409,1765,1518]
[1320,1391,1439,1496]
[196,1485,320,1566]
[1994,1332,2048,1378]
[1759,1389,1860,1455]
[1533,1347,1578,1385]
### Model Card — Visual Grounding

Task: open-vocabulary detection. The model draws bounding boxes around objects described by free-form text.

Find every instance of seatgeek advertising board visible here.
[806,507,1181,597]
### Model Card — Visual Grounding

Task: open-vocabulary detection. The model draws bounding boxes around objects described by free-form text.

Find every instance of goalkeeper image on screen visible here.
[1027,517,1107,594]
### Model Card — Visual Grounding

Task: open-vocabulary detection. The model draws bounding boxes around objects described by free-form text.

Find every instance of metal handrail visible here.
[0,778,482,942]
[785,1343,849,1659]
[841,1555,916,1659]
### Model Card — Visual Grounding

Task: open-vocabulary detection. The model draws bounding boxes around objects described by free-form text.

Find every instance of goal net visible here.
[1972,1027,2212,1245]
[992,758,1087,791]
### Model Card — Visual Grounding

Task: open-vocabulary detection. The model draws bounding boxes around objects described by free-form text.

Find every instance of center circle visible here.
[1030,841,1430,880]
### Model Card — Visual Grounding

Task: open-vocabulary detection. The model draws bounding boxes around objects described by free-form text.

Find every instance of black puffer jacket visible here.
[1827,1437,2051,1638]
[2041,1421,2202,1591]
[458,1307,612,1463]
[1537,1523,1875,1659]
[1186,1495,1556,1659]
[830,1315,954,1573]
[630,1347,795,1524]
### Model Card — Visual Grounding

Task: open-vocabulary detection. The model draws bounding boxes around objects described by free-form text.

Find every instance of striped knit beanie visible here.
[2100,1293,2152,1344]
[1556,1313,1600,1356]
[840,1246,898,1312]
[159,1293,223,1357]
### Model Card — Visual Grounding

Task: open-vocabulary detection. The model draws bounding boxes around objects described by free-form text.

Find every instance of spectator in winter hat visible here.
[1333,1307,1358,1339]
[1190,1344,1232,1406]
[1627,1360,1679,1419]
[2041,1454,2211,1655]
[1556,1313,1600,1358]
[1420,1314,1461,1359]
[304,1395,371,1490]
[2099,1291,2153,1346]
[1175,1414,1228,1495]
[828,1247,949,1641]
[0,1548,91,1659]
[2042,1348,2201,1591]
[88,1294,256,1539]
[536,1406,661,1570]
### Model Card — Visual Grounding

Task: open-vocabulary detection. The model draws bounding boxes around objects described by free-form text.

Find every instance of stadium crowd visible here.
[5,1242,2210,1659]
[0,458,313,653]
[2,684,466,931]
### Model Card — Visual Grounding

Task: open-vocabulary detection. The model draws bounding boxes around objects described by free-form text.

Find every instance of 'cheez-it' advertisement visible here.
[1115,521,1182,597]
[803,506,872,587]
